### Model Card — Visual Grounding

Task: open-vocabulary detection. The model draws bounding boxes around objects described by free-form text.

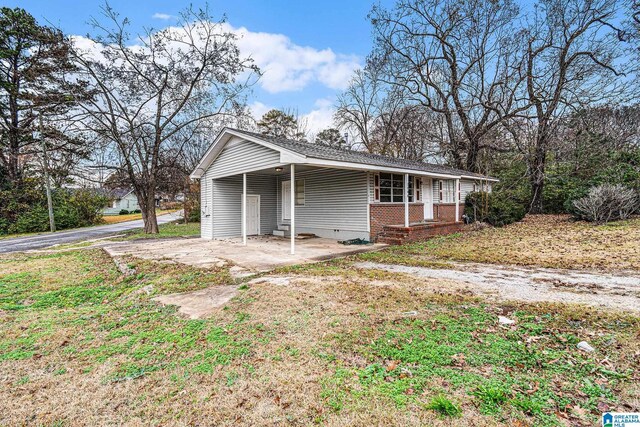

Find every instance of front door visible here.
[246,195,260,235]
[422,178,434,220]
[281,180,291,220]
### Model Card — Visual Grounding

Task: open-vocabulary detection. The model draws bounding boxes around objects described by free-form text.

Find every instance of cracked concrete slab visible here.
[153,285,239,319]
[102,235,385,273]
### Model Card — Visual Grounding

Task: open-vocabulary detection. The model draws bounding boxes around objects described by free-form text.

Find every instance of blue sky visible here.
[12,0,395,132]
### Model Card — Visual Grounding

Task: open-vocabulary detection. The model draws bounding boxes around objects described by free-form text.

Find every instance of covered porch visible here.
[203,162,463,252]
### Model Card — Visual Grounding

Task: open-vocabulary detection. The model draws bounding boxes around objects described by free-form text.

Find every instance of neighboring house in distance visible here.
[102,188,141,215]
[191,128,497,250]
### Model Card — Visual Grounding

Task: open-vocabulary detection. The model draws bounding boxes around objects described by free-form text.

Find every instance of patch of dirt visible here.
[153,285,239,319]
[355,261,640,313]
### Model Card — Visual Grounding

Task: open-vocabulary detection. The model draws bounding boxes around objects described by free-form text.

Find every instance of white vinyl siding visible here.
[200,168,215,239]
[208,139,281,179]
[203,174,278,239]
[277,168,369,239]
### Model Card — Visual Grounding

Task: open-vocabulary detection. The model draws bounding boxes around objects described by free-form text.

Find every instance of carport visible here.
[104,235,386,273]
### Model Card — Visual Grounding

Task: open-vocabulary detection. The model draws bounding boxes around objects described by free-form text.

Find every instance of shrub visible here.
[465,191,526,227]
[0,187,109,234]
[571,184,638,223]
[187,203,200,222]
[132,209,141,214]
[119,209,130,215]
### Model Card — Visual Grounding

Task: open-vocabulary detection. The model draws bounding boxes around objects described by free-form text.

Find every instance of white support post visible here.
[455,178,460,223]
[242,173,247,245]
[290,164,296,255]
[404,173,409,227]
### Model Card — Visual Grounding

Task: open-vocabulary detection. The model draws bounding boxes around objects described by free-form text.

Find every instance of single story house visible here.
[102,188,141,215]
[191,128,497,253]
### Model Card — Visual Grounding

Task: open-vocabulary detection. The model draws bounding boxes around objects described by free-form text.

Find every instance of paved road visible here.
[0,211,183,254]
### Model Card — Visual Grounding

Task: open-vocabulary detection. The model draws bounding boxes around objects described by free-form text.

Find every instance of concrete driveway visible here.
[0,211,182,254]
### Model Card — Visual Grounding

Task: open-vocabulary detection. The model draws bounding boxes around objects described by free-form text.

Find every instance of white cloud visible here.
[301,98,336,134]
[249,98,337,137]
[248,101,273,120]
[229,24,361,94]
[74,20,360,94]
[152,13,174,21]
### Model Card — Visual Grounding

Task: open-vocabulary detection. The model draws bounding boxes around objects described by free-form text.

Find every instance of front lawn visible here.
[101,209,179,224]
[119,221,200,240]
[360,215,640,271]
[0,249,637,426]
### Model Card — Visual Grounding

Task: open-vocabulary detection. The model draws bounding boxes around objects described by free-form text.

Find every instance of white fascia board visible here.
[460,175,500,182]
[300,157,463,180]
[280,151,307,163]
[190,130,231,179]
[190,128,305,179]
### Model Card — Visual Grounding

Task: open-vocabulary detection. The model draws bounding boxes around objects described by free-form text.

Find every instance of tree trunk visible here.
[528,134,547,214]
[143,192,159,233]
[465,138,480,173]
[136,188,159,234]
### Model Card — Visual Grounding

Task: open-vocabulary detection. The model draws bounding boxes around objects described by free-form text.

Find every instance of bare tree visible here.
[370,104,441,161]
[72,4,259,233]
[368,0,529,172]
[522,0,630,213]
[335,67,417,155]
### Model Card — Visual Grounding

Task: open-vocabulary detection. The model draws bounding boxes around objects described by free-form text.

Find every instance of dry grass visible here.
[362,215,640,271]
[101,209,178,224]
[1,250,638,426]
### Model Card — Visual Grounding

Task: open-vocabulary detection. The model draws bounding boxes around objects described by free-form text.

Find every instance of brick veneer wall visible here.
[370,203,424,239]
[434,203,465,222]
[381,221,464,244]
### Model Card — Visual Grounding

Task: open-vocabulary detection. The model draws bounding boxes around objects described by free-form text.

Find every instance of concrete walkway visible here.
[355,261,640,313]
[0,211,182,254]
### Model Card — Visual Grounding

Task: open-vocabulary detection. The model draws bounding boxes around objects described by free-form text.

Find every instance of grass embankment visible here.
[0,249,637,426]
[358,215,640,271]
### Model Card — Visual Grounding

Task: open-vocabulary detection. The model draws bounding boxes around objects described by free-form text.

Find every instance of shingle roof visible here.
[231,128,495,180]
[109,188,133,199]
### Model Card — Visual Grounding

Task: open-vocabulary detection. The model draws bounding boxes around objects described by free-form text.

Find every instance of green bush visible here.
[187,203,200,222]
[132,209,141,214]
[119,209,130,215]
[465,191,526,227]
[0,184,109,234]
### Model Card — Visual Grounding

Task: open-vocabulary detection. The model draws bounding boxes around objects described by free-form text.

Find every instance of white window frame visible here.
[438,179,455,203]
[374,173,415,203]
[294,179,305,206]
[414,177,422,201]
[282,179,305,221]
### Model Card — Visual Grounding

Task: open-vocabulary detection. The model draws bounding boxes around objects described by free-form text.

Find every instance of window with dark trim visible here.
[373,176,377,201]
[295,179,305,206]
[438,180,455,203]
[374,173,414,203]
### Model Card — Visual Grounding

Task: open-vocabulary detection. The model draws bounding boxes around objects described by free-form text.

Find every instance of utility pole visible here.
[39,114,56,232]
